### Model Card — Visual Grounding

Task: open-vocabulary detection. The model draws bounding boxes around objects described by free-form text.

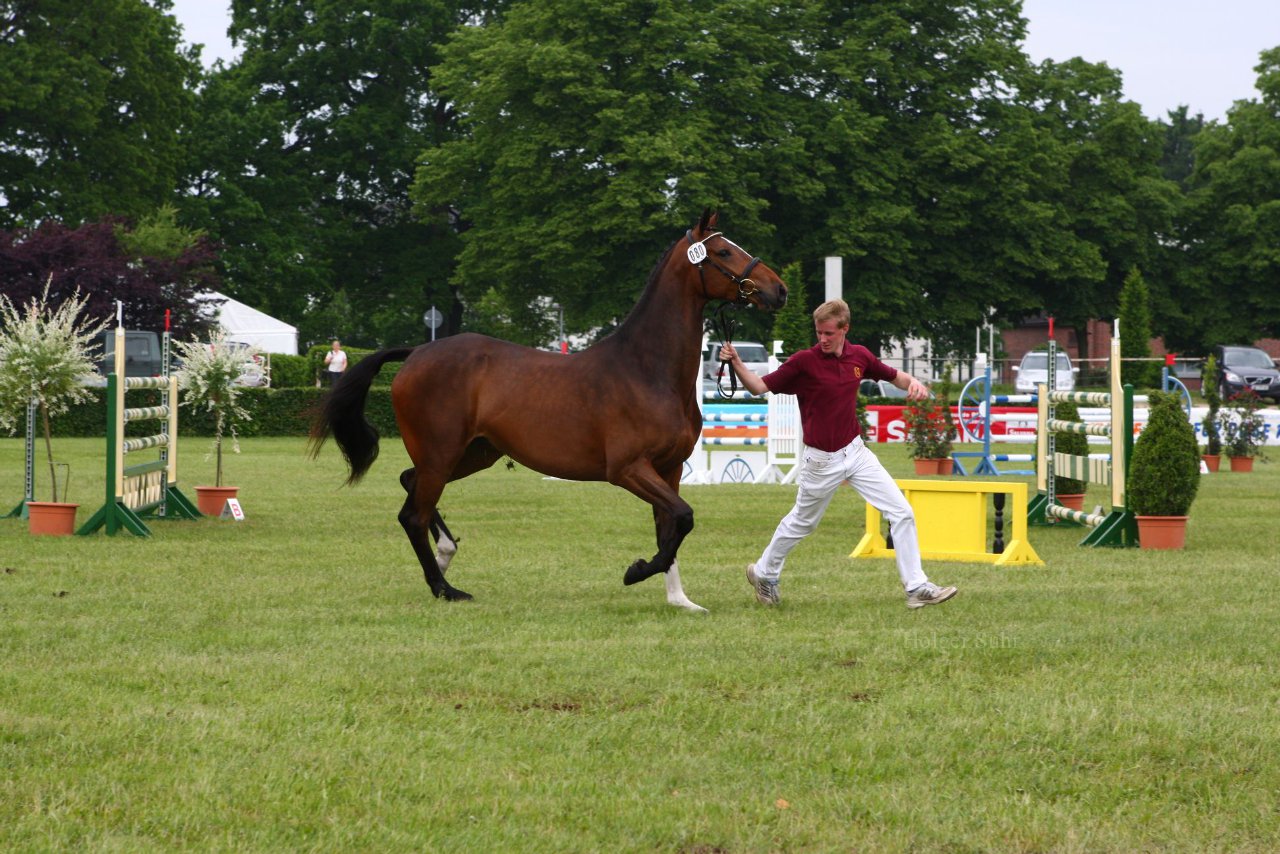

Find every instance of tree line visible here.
[2,0,1277,356]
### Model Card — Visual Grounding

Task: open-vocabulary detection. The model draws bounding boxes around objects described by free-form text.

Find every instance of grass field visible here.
[2,436,1278,852]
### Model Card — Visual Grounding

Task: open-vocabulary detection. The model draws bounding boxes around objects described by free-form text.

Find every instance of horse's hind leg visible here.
[429,510,459,574]
[397,440,501,600]
[400,469,458,574]
[397,469,471,601]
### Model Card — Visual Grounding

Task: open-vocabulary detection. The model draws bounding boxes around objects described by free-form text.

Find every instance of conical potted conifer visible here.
[1200,355,1222,471]
[174,330,261,516]
[0,284,107,535]
[1127,391,1201,549]
[1051,400,1089,512]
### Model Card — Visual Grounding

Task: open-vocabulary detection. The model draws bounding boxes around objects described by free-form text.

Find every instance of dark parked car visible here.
[1213,345,1280,403]
[99,330,164,377]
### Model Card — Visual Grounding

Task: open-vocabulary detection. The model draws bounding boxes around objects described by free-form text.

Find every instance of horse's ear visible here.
[698,208,715,233]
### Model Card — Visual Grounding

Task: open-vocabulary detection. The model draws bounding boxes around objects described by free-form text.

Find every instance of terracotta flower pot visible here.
[1056,493,1086,512]
[1201,454,1220,472]
[1136,515,1188,550]
[912,458,941,475]
[27,502,80,536]
[195,485,239,516]
[1228,456,1254,473]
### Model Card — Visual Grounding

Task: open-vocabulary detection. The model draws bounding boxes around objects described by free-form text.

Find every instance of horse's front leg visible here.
[663,561,706,613]
[614,460,694,585]
[648,487,707,612]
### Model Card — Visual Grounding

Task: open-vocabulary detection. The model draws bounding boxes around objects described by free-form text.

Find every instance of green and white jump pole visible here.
[77,312,200,536]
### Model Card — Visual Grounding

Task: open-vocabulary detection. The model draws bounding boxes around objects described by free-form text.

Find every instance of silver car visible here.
[1013,350,1077,393]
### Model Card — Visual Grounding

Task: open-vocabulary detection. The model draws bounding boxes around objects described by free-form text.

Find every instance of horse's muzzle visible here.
[758,282,788,311]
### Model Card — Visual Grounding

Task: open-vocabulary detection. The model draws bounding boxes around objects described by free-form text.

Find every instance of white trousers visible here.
[756,436,929,592]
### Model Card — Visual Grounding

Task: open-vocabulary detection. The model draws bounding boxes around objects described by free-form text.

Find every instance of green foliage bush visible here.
[268,353,313,388]
[1220,388,1266,459]
[1127,391,1200,517]
[1052,400,1089,494]
[903,398,952,460]
[18,387,402,440]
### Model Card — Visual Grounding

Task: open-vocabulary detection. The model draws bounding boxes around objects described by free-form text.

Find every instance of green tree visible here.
[414,0,805,339]
[116,204,206,261]
[764,0,1045,355]
[0,0,199,227]
[770,262,811,356]
[413,0,1058,351]
[1158,106,1205,187]
[462,287,548,347]
[1118,267,1159,388]
[1166,46,1280,350]
[0,218,218,337]
[180,1,496,347]
[1012,58,1180,360]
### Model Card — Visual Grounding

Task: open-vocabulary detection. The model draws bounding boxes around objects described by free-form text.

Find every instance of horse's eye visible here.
[717,249,732,258]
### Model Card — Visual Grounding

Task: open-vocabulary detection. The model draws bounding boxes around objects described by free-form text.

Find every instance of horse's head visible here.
[685,210,788,311]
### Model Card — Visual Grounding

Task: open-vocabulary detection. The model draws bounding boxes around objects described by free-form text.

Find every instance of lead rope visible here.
[711,301,741,399]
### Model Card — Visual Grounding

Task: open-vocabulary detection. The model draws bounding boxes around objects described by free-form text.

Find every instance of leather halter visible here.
[686,229,761,303]
[687,228,763,397]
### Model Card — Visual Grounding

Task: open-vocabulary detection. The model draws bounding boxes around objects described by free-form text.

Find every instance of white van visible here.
[1013,350,1078,393]
[704,340,771,381]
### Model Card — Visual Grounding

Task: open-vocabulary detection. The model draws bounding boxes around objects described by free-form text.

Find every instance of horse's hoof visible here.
[442,587,473,602]
[623,559,655,586]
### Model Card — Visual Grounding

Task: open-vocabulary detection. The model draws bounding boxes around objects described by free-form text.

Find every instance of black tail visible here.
[308,347,415,484]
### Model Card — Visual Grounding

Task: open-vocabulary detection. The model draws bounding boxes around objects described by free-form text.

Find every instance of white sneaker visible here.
[746,563,779,606]
[906,582,957,609]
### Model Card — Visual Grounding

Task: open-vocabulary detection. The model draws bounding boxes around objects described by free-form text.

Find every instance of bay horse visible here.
[308,211,787,611]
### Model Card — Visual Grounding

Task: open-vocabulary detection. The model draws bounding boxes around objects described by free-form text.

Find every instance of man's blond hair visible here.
[813,299,850,328]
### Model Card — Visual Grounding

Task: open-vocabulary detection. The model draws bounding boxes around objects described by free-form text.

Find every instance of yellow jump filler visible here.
[851,479,1043,566]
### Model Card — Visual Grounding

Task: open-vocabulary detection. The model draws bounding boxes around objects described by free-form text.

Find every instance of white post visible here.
[167,375,179,486]
[988,324,994,367]
[824,256,842,303]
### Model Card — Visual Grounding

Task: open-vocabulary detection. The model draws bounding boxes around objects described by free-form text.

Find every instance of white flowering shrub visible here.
[0,283,108,502]
[173,329,262,487]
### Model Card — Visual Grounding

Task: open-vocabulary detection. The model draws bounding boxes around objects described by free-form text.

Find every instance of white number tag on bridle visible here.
[687,242,707,264]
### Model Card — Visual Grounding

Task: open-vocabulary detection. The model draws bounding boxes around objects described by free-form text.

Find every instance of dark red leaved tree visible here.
[0,219,220,337]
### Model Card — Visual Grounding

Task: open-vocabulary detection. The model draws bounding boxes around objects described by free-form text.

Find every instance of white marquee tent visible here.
[204,292,298,355]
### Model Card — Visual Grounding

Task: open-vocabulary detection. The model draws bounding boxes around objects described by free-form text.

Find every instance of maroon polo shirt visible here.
[762,343,897,452]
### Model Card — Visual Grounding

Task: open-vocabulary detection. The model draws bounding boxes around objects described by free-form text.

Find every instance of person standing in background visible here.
[323,339,347,386]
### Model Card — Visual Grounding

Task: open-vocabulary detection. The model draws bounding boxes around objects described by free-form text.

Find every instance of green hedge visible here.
[11,387,401,439]
[268,354,313,389]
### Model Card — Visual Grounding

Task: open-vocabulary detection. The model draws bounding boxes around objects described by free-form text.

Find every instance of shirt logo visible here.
[853,366,863,378]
